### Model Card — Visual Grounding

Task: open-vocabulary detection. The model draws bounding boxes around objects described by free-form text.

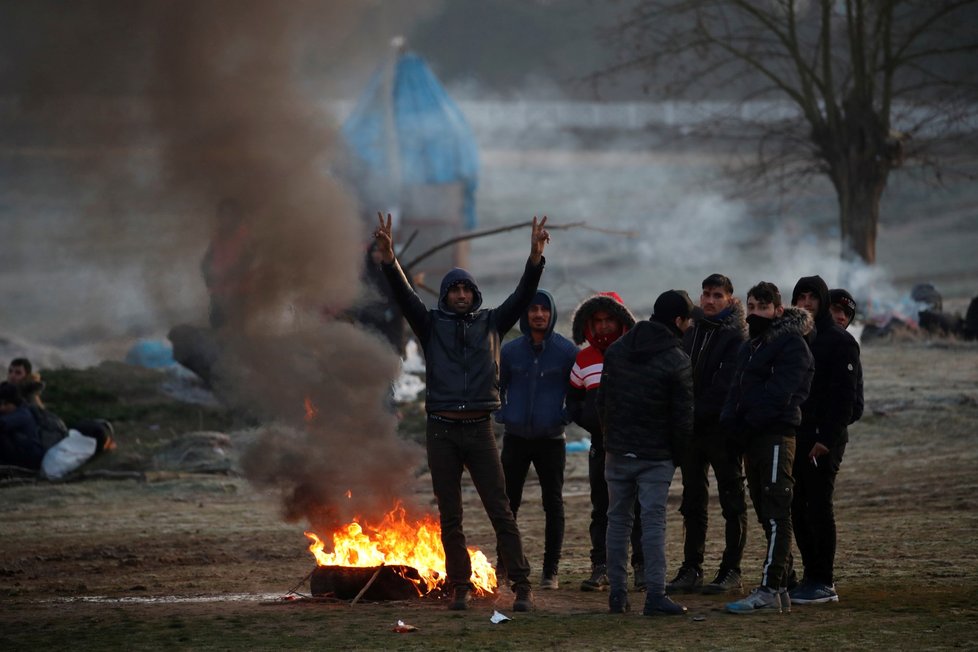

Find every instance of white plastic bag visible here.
[41,429,98,480]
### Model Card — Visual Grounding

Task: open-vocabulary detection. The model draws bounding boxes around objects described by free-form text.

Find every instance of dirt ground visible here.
[2,339,978,650]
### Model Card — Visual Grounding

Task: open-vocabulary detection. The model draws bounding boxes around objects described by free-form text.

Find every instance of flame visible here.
[305,502,497,595]
[345,490,352,499]
[303,397,318,422]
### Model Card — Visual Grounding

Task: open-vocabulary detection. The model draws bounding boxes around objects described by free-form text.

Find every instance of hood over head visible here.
[439,267,483,314]
[571,291,637,348]
[519,289,558,337]
[792,275,830,321]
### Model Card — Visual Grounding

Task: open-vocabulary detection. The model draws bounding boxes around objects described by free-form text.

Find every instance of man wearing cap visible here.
[496,289,578,590]
[597,290,696,616]
[722,281,814,614]
[668,274,749,596]
[789,277,862,605]
[374,212,550,613]
[829,288,864,424]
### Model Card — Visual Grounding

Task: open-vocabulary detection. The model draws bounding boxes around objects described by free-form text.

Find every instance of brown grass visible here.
[1,340,977,650]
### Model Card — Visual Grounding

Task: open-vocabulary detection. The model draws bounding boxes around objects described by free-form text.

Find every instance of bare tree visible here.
[604,0,978,263]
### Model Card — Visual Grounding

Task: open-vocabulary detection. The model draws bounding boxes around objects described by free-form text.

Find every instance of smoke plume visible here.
[137,1,427,533]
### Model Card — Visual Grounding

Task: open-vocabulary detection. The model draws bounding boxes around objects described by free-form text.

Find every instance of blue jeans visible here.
[605,453,675,596]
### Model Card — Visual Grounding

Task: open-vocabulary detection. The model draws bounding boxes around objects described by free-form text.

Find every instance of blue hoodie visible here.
[496,290,578,439]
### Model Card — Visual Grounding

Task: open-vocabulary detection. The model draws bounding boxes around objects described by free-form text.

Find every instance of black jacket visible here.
[596,319,694,462]
[799,314,861,449]
[682,299,747,429]
[382,257,544,413]
[792,275,862,449]
[721,307,815,436]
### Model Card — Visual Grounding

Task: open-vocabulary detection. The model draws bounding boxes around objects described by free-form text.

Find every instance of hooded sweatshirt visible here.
[495,290,578,438]
[721,306,815,435]
[597,319,694,462]
[792,275,861,449]
[566,292,637,445]
[382,258,544,413]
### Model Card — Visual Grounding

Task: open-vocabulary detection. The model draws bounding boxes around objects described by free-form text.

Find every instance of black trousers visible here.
[501,434,565,575]
[426,416,530,589]
[744,431,795,590]
[792,439,846,585]
[679,427,748,574]
[588,445,643,568]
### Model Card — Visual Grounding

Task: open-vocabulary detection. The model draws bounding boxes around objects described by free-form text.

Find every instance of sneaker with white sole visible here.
[726,586,782,614]
[789,581,839,604]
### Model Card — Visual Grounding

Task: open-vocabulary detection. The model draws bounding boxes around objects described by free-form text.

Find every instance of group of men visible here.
[372,215,862,616]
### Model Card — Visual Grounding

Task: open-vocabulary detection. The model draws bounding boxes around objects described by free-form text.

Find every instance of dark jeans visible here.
[743,431,795,590]
[588,445,643,568]
[792,439,846,585]
[679,426,748,574]
[501,434,565,575]
[426,416,530,589]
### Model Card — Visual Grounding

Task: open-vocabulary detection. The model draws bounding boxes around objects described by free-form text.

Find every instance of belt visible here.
[427,413,491,425]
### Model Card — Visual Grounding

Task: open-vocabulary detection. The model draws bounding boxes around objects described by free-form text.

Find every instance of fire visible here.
[305,502,497,595]
[303,397,319,422]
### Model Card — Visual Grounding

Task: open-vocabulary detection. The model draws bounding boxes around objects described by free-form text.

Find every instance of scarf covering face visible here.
[746,314,774,339]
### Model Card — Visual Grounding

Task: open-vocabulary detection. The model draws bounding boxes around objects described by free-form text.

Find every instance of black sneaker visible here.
[632,564,646,591]
[609,589,630,614]
[448,584,471,611]
[702,568,743,595]
[665,566,703,594]
[581,564,609,592]
[513,583,533,612]
[643,594,687,616]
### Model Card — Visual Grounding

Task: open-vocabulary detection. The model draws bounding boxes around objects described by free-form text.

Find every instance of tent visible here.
[343,48,479,274]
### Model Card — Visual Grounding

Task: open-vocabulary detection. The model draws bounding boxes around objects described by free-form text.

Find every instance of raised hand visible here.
[374,212,395,264]
[530,215,550,264]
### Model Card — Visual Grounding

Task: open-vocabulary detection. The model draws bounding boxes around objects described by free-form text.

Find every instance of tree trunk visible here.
[837,174,884,264]
[830,100,894,265]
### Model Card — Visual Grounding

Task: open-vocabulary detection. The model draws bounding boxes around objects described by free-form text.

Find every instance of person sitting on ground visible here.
[7,357,114,454]
[0,382,44,470]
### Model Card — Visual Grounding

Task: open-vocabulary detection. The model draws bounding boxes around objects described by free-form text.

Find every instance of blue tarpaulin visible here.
[342,52,479,230]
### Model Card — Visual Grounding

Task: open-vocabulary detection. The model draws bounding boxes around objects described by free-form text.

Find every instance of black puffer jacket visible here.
[596,319,694,462]
[682,299,747,429]
[382,257,544,413]
[721,307,814,436]
[792,275,861,449]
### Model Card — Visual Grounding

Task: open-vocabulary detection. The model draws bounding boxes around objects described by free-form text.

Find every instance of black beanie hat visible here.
[652,290,703,326]
[829,288,857,320]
